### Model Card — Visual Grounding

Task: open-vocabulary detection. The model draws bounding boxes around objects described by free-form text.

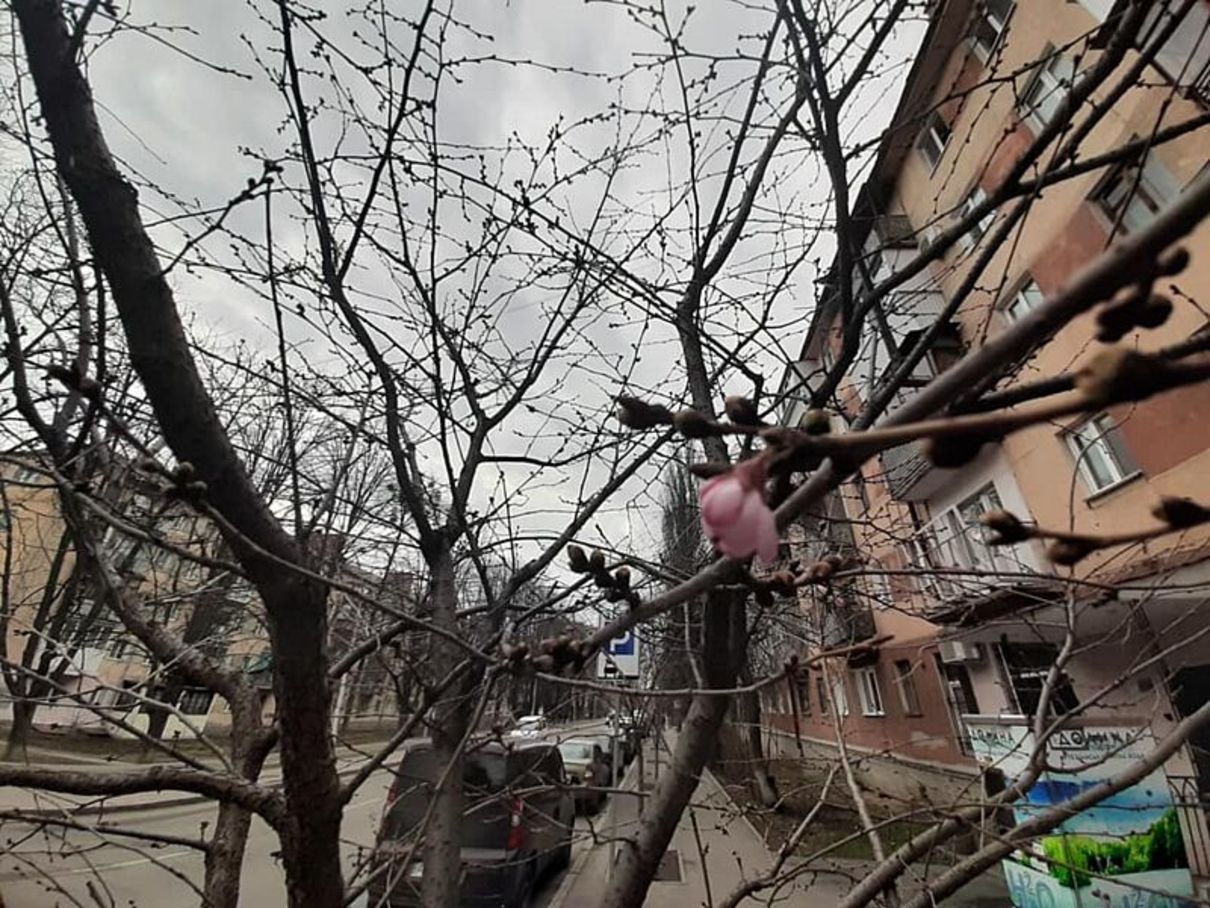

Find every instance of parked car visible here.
[514,714,548,736]
[556,738,609,813]
[581,732,625,784]
[370,739,574,907]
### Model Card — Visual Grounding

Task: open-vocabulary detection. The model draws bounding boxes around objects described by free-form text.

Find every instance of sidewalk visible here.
[553,730,830,907]
[553,730,1007,907]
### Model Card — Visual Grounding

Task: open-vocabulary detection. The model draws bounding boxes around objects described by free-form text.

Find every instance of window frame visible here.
[917,110,952,171]
[958,187,994,251]
[831,677,850,717]
[855,667,885,717]
[970,0,1015,62]
[1062,413,1141,496]
[1021,49,1076,131]
[1094,155,1180,235]
[1004,278,1044,323]
[893,660,924,716]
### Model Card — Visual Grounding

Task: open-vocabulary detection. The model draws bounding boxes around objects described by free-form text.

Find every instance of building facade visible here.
[762,0,1210,892]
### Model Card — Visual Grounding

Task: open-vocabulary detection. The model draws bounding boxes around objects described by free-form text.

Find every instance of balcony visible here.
[881,440,941,501]
[819,589,877,651]
[905,506,1062,625]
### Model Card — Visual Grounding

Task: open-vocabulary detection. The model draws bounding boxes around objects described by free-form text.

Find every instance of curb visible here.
[702,765,773,860]
[546,734,654,908]
[2,761,372,820]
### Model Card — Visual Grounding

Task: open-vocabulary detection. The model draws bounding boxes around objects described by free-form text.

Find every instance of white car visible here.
[514,714,548,736]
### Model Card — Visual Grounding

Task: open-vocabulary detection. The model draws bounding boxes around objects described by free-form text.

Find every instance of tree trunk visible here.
[203,802,255,908]
[736,681,780,809]
[12,5,345,905]
[601,589,739,908]
[268,579,345,908]
[421,545,470,906]
[3,698,34,762]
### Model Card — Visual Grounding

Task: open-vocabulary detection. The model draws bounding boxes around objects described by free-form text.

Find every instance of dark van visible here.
[369,739,574,907]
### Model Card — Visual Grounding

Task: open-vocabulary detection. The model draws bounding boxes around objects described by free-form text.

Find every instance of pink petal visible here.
[700,474,746,525]
[753,507,781,565]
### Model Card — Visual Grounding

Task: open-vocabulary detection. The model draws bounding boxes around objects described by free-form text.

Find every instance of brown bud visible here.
[538,637,558,654]
[614,566,631,591]
[755,588,775,608]
[567,545,589,573]
[1074,348,1156,405]
[1096,294,1172,342]
[801,409,832,435]
[923,434,988,469]
[1153,496,1210,529]
[724,396,761,426]
[604,588,625,603]
[589,550,607,572]
[673,409,715,439]
[1047,537,1096,566]
[531,654,556,673]
[980,510,1032,545]
[769,570,797,595]
[808,560,835,582]
[174,462,196,481]
[615,396,674,430]
[1157,246,1190,276]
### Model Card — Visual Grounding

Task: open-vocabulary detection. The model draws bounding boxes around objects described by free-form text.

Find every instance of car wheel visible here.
[555,833,573,871]
[511,859,538,908]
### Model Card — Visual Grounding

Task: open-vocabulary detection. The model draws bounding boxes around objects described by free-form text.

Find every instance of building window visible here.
[855,667,885,716]
[178,688,214,716]
[958,187,994,250]
[971,0,1014,61]
[917,110,952,170]
[936,657,980,755]
[795,674,811,715]
[831,677,850,717]
[1005,279,1044,322]
[1094,157,1179,235]
[1022,51,1076,130]
[1063,413,1139,494]
[997,642,1078,717]
[893,660,923,716]
[816,676,830,715]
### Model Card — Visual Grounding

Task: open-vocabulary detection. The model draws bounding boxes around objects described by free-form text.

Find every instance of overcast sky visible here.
[5,0,921,589]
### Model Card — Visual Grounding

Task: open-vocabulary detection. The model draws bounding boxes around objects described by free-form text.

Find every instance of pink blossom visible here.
[699,457,780,564]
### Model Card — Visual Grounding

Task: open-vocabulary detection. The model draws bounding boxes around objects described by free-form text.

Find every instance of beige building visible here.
[763,0,1210,891]
[0,459,408,742]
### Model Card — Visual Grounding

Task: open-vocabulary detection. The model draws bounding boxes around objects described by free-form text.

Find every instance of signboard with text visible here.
[966,721,1195,908]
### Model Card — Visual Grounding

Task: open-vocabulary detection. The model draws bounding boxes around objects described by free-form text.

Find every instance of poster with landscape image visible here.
[966,722,1195,908]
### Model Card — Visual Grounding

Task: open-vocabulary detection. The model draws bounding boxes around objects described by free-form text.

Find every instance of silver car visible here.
[556,739,608,814]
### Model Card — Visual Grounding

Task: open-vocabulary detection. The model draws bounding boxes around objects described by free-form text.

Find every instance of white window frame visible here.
[1004,279,1045,322]
[1095,156,1180,235]
[917,110,952,171]
[958,187,994,250]
[1022,51,1076,130]
[1063,413,1140,495]
[970,0,1014,62]
[831,677,850,717]
[855,667,885,717]
[893,660,923,716]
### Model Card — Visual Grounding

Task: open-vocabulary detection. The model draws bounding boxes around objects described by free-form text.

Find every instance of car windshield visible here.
[558,742,594,762]
[383,747,510,841]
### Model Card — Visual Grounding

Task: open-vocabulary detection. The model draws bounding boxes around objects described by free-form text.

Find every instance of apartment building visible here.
[0,459,409,741]
[763,0,1210,898]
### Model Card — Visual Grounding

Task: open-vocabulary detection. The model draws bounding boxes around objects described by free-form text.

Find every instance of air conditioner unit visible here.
[939,640,984,664]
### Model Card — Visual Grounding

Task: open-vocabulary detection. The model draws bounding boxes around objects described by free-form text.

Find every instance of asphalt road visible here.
[0,720,612,907]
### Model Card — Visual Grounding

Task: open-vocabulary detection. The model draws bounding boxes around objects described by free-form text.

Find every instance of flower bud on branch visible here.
[724,396,762,426]
[615,396,674,430]
[980,510,1034,545]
